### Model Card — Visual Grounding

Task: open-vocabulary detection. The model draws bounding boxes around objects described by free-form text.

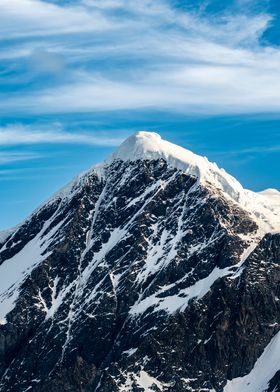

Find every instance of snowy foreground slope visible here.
[0,132,279,392]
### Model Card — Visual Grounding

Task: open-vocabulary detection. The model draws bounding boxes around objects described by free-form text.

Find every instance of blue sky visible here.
[0,0,280,229]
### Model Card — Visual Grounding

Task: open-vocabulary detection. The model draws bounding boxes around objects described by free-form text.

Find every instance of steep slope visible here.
[0,132,279,392]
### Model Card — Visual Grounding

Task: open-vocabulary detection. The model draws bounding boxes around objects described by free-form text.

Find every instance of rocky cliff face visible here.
[0,132,279,392]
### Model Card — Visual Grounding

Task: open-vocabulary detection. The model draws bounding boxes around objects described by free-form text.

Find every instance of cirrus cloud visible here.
[0,0,279,115]
[0,124,126,146]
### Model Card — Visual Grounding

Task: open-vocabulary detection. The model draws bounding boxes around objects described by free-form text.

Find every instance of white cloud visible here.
[0,152,42,164]
[0,0,279,115]
[28,48,65,75]
[0,124,126,146]
[0,0,114,38]
[3,60,280,115]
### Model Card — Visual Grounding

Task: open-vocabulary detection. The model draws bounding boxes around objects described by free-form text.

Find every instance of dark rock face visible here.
[0,159,278,392]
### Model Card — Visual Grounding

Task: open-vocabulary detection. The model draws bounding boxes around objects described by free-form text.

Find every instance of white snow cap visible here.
[106,131,244,200]
[104,131,280,233]
[4,131,277,236]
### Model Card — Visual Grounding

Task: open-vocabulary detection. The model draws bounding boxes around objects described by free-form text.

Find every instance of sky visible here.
[0,0,280,229]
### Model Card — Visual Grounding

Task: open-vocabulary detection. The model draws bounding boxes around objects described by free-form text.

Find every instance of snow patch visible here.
[224,330,280,392]
[0,217,66,323]
[130,236,256,316]
[0,229,13,244]
[118,370,169,391]
[123,348,137,357]
[130,266,233,315]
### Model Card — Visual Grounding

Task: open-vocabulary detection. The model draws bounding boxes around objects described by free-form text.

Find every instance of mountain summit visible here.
[104,131,244,199]
[105,132,279,232]
[0,132,279,392]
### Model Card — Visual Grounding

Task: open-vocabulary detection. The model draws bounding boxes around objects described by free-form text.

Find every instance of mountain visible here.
[0,131,279,392]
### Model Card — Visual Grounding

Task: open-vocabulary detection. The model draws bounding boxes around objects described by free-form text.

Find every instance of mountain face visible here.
[0,132,279,392]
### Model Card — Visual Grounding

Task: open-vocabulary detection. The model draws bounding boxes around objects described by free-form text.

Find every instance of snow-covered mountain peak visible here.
[7,132,278,236]
[104,131,244,201]
[258,188,280,211]
[1,132,280,392]
[259,188,280,197]
[101,131,279,233]
[106,131,210,170]
[109,131,163,159]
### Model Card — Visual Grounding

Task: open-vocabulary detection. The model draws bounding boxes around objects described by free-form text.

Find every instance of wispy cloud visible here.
[0,124,126,146]
[0,0,279,115]
[0,0,113,38]
[215,144,280,156]
[0,151,42,164]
